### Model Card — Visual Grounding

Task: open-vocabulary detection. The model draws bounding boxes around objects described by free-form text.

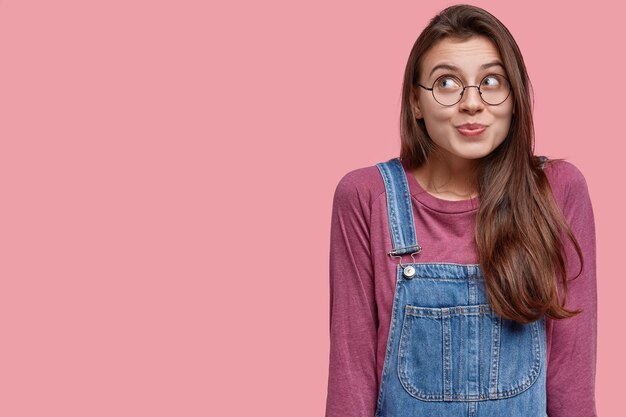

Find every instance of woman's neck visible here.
[411,153,479,201]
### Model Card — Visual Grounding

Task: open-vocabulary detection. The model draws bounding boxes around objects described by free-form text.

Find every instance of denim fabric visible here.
[374,158,547,417]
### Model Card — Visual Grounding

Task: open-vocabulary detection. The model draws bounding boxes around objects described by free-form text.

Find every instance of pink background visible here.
[0,0,620,415]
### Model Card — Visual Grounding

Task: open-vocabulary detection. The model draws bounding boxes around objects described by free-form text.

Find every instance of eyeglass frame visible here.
[416,73,512,106]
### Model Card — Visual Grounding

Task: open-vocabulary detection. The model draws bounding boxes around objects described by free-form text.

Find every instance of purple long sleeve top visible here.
[325,158,597,417]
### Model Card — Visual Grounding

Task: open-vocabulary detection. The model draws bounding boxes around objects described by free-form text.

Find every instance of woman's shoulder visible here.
[333,163,387,208]
[541,157,591,206]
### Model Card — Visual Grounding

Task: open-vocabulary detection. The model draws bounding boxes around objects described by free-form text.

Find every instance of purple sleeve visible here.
[325,172,378,417]
[545,162,598,417]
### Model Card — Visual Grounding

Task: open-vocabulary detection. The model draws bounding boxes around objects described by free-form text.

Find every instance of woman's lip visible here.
[457,126,486,136]
[456,123,486,129]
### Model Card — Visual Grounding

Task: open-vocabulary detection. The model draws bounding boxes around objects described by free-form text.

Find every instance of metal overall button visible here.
[388,250,420,279]
[403,265,416,278]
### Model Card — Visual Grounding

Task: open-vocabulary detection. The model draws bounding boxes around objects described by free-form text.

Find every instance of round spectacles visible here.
[416,74,511,106]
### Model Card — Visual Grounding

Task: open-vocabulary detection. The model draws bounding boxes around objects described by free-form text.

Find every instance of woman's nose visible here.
[459,86,484,112]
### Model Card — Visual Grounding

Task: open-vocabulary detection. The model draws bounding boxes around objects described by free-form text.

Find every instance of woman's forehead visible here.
[421,36,503,76]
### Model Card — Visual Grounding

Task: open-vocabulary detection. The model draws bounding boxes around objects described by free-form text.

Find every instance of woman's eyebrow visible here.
[428,63,458,77]
[428,61,505,78]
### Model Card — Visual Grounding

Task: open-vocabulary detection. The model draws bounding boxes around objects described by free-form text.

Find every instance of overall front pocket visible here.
[397,304,541,401]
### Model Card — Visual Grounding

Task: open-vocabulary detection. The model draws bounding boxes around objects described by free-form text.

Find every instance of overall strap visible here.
[376,157,421,256]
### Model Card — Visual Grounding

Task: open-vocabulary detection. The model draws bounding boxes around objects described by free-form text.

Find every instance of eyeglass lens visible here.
[432,74,510,106]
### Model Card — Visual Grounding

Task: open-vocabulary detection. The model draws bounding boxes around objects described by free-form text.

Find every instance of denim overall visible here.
[374,158,547,417]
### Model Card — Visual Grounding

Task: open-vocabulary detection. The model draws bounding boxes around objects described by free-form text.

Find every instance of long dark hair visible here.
[400,4,583,323]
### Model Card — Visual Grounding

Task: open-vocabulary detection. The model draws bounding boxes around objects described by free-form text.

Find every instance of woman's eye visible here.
[437,77,461,89]
[482,75,501,87]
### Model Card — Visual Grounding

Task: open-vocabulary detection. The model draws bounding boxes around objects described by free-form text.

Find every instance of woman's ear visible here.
[411,89,423,120]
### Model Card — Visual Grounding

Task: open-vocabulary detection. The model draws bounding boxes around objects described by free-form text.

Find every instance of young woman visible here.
[325,5,597,417]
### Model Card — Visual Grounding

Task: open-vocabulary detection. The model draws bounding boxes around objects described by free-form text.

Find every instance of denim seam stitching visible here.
[375,266,404,416]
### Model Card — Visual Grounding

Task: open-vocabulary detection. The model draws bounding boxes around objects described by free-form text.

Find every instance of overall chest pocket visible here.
[397,304,542,401]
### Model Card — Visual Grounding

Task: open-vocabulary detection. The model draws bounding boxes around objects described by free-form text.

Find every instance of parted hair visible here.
[399,4,583,323]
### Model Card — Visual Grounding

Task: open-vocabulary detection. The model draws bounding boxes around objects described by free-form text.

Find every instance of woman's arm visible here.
[325,172,378,417]
[545,162,598,417]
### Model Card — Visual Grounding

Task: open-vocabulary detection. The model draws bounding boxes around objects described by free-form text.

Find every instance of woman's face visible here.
[413,36,514,165]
